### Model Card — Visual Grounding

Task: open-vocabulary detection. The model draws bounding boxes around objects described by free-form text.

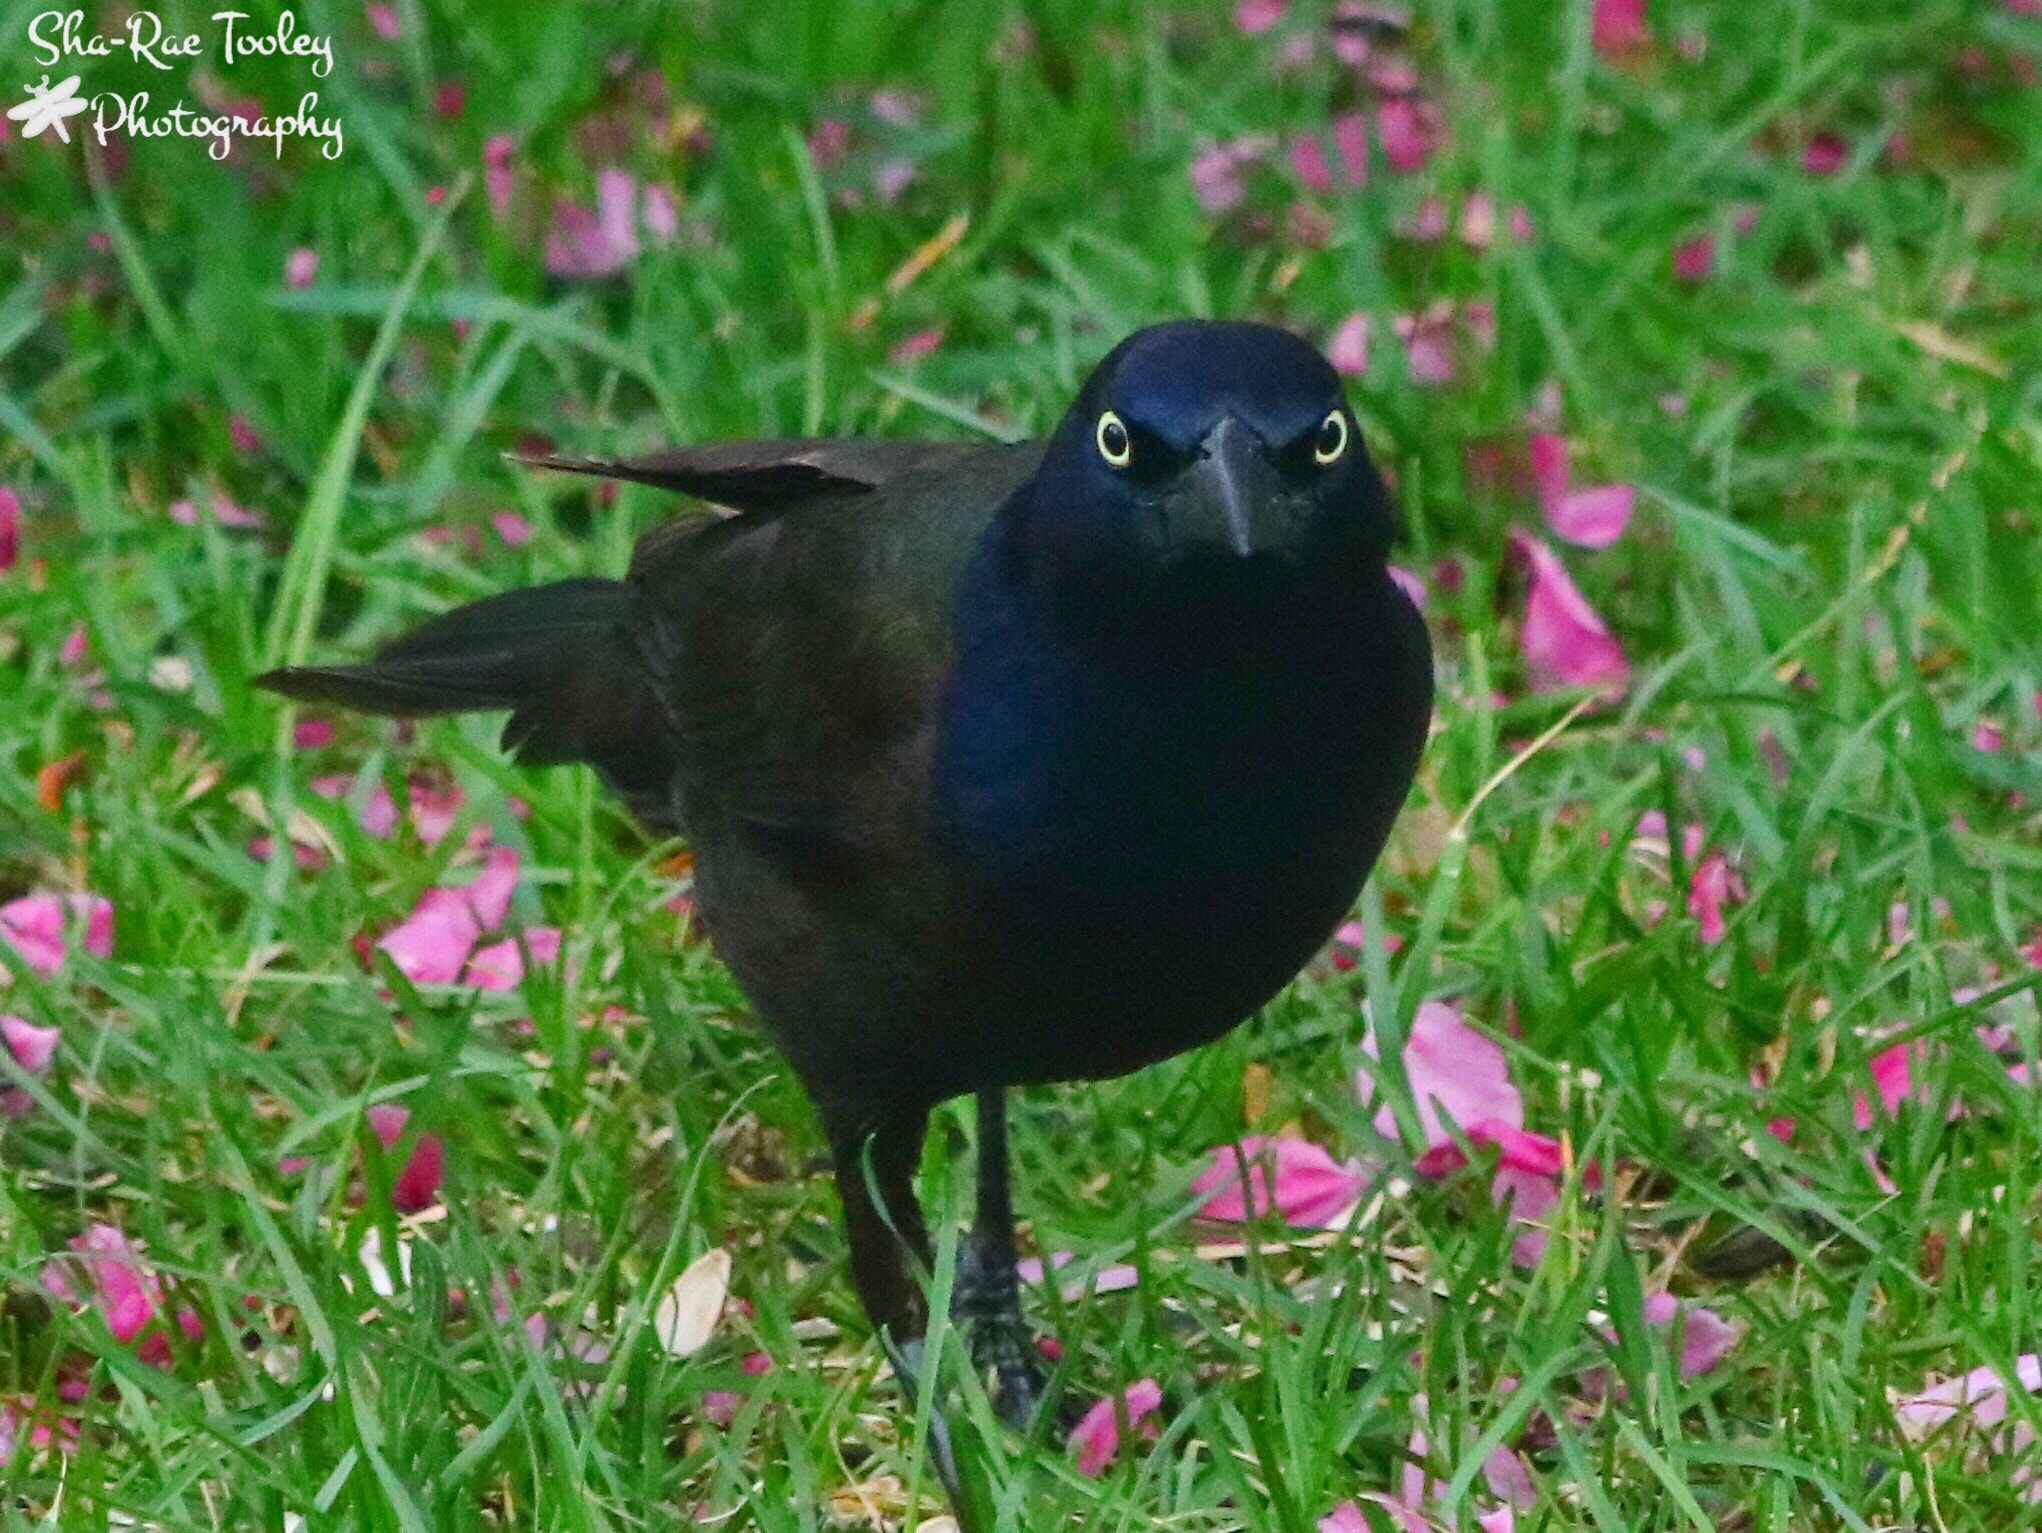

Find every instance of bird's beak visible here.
[1183,415,1280,557]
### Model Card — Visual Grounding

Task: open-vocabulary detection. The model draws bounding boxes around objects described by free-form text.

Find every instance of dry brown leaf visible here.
[885,213,969,295]
[653,1247,731,1357]
[36,750,88,811]
[1893,320,2009,378]
[1241,1061,1273,1127]
[826,1474,906,1526]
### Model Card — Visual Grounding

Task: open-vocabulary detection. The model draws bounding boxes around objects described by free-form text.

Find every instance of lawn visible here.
[3,0,2042,1527]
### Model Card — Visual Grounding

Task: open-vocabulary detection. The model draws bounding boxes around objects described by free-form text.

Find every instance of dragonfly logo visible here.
[7,73,87,142]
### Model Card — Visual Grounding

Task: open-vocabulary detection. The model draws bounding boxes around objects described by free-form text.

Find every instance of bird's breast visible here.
[929,582,1430,1081]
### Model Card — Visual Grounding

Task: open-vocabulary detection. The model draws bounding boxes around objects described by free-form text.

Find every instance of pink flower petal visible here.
[1803,133,1848,174]
[1192,135,1274,215]
[365,1101,410,1150]
[1509,529,1631,694]
[1332,113,1370,186]
[394,1133,445,1211]
[171,494,264,529]
[1528,433,1571,511]
[1459,192,1496,248]
[1546,484,1635,548]
[1491,1164,1560,1265]
[43,1224,178,1350]
[492,510,534,548]
[1069,1378,1163,1476]
[293,718,335,750]
[1483,1445,1538,1508]
[1362,1000,1526,1150]
[1528,435,1635,548]
[461,846,521,930]
[3,1015,60,1074]
[1672,1303,1741,1377]
[365,1103,445,1212]
[229,414,262,457]
[1236,0,1286,32]
[701,1389,745,1427]
[1327,313,1373,376]
[546,203,623,279]
[285,248,319,295]
[1854,1040,1926,1129]
[0,486,19,571]
[1376,98,1437,173]
[1191,1136,1372,1227]
[1592,0,1651,59]
[1319,1504,1371,1533]
[376,847,520,984]
[887,326,946,367]
[1407,194,1449,241]
[595,168,642,263]
[1393,311,1455,385]
[1358,1495,1430,1533]
[1413,1120,1561,1178]
[1,894,113,976]
[360,780,401,836]
[483,133,517,219]
[406,780,466,845]
[1688,849,1734,944]
[1291,135,1334,193]
[463,926,563,991]
[376,889,481,984]
[873,157,918,204]
[1636,1291,1742,1375]
[366,3,401,40]
[1895,1355,2041,1441]
[1672,232,1715,282]
[1016,1251,1141,1298]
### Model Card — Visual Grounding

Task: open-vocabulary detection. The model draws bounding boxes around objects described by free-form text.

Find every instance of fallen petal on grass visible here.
[655,1248,733,1358]
[1509,529,1632,694]
[1070,1378,1164,1476]
[0,894,114,977]
[1191,1135,1373,1226]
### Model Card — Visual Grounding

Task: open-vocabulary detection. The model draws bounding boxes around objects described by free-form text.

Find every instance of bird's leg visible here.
[953,1088,1051,1429]
[830,1109,970,1512]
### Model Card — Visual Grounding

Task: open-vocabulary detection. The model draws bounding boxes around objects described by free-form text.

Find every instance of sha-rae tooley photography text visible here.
[24,8,342,159]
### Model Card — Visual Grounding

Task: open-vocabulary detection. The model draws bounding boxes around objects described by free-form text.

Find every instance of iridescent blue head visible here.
[1015,320,1397,600]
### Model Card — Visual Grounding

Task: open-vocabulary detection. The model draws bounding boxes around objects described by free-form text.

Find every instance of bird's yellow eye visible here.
[1096,410,1132,468]
[1313,410,1349,466]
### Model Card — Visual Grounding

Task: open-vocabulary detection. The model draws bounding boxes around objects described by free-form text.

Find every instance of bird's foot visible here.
[953,1238,1054,1431]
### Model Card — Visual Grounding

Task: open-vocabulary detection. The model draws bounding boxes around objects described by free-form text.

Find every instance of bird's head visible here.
[1021,320,1396,589]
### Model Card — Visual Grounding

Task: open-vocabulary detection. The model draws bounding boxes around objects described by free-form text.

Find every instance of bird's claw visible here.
[953,1237,1055,1430]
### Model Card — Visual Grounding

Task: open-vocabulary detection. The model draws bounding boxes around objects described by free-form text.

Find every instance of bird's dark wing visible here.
[515,438,995,512]
[609,438,1045,863]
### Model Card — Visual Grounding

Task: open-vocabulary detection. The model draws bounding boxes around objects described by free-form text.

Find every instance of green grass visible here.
[4,0,2042,1527]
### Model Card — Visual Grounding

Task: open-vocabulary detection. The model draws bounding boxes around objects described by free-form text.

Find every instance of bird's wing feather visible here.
[515,438,992,512]
[617,439,1044,865]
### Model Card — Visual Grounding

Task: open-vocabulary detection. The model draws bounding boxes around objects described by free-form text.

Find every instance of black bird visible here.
[258,319,1432,1456]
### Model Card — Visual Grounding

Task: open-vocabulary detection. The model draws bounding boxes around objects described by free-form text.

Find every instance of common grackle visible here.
[258,319,1432,1476]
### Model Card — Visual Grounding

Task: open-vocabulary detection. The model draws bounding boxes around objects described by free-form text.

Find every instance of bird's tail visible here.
[255,577,674,802]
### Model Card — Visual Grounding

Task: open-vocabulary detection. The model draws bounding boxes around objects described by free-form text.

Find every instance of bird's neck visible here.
[989,491,1382,673]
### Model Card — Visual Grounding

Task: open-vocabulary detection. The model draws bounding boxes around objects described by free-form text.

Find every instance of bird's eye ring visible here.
[1313,410,1349,466]
[1096,411,1132,468]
